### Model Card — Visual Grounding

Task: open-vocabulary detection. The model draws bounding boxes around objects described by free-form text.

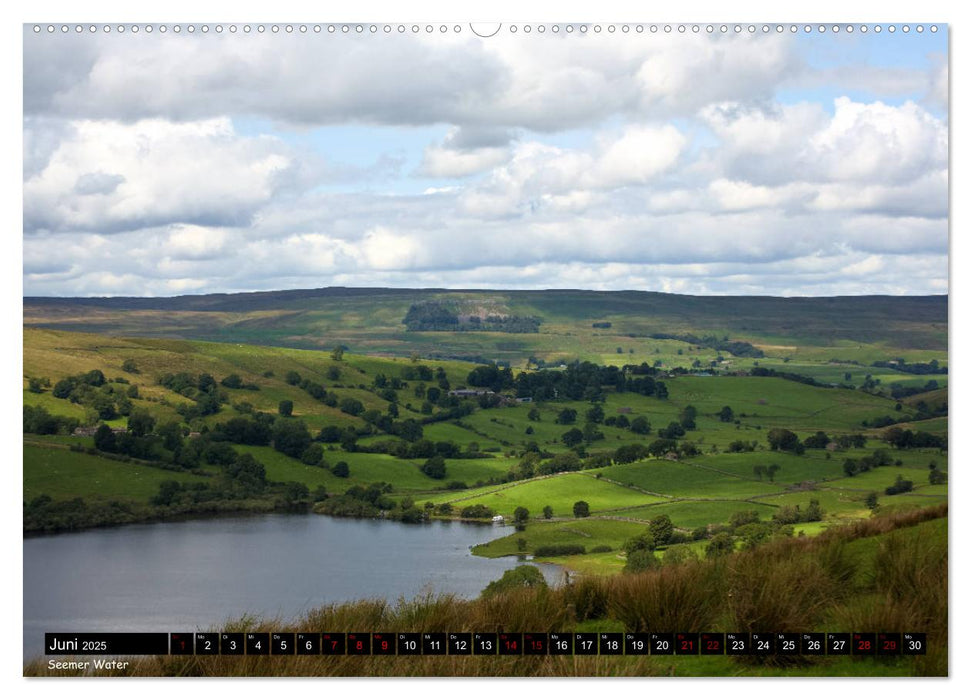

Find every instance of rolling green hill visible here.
[25,288,947,373]
[24,325,947,578]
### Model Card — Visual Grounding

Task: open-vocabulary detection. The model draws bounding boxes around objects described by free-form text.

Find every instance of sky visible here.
[22,23,948,298]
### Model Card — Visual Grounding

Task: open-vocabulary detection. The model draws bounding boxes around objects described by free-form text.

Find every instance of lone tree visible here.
[718,405,734,422]
[767,428,802,453]
[561,428,584,448]
[766,463,780,482]
[278,400,293,417]
[272,419,312,458]
[648,514,674,546]
[421,455,447,480]
[706,533,735,558]
[573,500,590,518]
[332,461,350,478]
[542,505,553,519]
[864,491,879,510]
[331,346,345,362]
[586,404,605,424]
[805,498,823,522]
[679,405,698,430]
[513,506,530,531]
[623,531,655,554]
[624,549,660,573]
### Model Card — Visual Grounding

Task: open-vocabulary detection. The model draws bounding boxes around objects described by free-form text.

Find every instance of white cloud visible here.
[459,125,686,217]
[634,34,798,114]
[25,31,803,129]
[419,144,510,178]
[24,118,294,233]
[165,225,230,261]
[21,29,948,298]
[810,98,947,183]
[702,98,947,186]
[360,227,423,270]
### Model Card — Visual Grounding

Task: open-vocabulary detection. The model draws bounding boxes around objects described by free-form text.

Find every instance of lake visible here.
[22,514,563,660]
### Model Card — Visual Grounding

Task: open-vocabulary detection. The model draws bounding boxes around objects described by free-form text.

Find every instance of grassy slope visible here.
[24,289,947,368]
[23,327,948,575]
[23,444,206,502]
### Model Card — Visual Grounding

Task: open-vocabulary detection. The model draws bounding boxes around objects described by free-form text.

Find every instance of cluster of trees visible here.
[460,504,495,519]
[26,376,51,393]
[158,372,225,419]
[648,333,764,358]
[882,427,947,450]
[695,502,822,558]
[284,371,338,407]
[49,369,139,420]
[766,428,804,454]
[152,452,270,504]
[799,431,870,451]
[884,475,915,495]
[772,499,824,524]
[873,359,945,375]
[313,482,426,521]
[727,440,757,453]
[467,364,514,392]
[552,404,693,450]
[510,438,695,482]
[752,463,780,481]
[749,366,823,387]
[889,379,941,400]
[53,369,109,397]
[24,495,150,533]
[400,364,441,383]
[219,374,260,391]
[464,360,669,403]
[603,414,652,435]
[23,405,79,435]
[403,301,541,333]
[803,431,832,449]
[842,449,894,477]
[621,515,680,572]
[93,419,163,461]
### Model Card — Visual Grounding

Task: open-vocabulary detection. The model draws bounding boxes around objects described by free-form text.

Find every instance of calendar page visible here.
[22,16,948,681]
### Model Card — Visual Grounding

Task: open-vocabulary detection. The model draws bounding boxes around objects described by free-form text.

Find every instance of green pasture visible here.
[591,461,785,499]
[440,472,663,517]
[23,444,206,503]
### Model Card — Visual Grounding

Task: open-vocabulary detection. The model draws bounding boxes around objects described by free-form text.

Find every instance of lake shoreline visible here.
[23,513,563,662]
[24,500,508,538]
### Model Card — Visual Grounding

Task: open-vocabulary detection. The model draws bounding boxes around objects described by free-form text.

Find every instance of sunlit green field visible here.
[23,444,207,502]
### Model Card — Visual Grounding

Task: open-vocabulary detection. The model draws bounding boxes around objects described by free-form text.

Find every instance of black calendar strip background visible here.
[45,632,926,656]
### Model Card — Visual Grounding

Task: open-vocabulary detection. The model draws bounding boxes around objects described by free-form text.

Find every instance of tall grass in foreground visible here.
[25,503,947,677]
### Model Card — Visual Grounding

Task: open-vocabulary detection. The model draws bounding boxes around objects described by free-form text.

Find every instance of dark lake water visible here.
[23,514,563,660]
